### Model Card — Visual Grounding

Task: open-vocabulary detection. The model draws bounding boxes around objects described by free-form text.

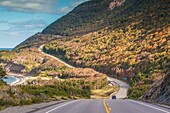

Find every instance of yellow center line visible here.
[103,99,111,113]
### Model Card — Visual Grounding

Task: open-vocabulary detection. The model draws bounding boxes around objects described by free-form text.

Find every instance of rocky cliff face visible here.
[109,0,125,10]
[142,72,170,105]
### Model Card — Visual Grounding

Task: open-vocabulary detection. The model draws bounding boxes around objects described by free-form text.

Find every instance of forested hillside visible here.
[43,0,170,101]
[42,0,141,35]
[0,79,91,110]
[0,66,6,78]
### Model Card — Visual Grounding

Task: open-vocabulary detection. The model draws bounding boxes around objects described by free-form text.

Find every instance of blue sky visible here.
[0,0,88,48]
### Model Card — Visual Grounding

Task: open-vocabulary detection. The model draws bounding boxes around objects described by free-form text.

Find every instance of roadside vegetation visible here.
[0,64,108,110]
[0,48,48,72]
[0,79,90,110]
[0,49,109,110]
[0,66,6,78]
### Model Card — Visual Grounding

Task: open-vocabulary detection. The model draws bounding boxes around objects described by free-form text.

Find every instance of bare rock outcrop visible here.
[109,0,125,10]
[142,72,170,105]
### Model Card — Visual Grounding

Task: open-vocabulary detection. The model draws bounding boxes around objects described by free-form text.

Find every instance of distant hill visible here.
[15,0,169,49]
[0,48,13,51]
[42,0,113,36]
[42,0,169,36]
[42,0,147,36]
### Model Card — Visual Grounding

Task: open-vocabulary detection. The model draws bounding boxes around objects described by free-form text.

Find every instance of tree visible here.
[0,66,6,78]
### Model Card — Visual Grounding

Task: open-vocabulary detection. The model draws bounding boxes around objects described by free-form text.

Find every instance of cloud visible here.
[0,0,57,13]
[56,0,88,14]
[0,20,8,23]
[0,19,47,33]
[57,6,73,14]
[0,29,36,48]
[9,19,48,32]
[0,19,47,47]
[72,0,88,7]
[0,0,88,14]
[10,19,48,30]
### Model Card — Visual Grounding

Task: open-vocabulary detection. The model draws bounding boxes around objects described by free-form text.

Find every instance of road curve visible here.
[108,77,129,99]
[1,99,169,113]
[39,44,129,99]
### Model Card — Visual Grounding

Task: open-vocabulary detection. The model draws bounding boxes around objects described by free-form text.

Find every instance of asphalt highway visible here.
[1,99,169,113]
[36,99,170,113]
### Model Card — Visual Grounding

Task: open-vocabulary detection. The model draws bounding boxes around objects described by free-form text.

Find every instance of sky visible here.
[0,0,88,48]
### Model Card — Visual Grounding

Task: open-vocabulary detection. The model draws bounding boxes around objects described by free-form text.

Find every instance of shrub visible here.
[19,99,32,105]
[128,85,150,99]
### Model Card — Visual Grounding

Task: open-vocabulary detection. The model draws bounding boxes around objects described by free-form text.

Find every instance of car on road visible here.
[112,95,117,99]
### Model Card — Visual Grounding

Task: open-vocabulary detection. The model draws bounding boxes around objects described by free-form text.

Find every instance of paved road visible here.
[1,99,169,113]
[108,77,129,99]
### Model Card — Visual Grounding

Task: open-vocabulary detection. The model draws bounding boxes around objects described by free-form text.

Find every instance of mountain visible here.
[15,0,127,49]
[42,0,122,36]
[42,0,169,37]
[15,0,169,50]
[13,0,170,101]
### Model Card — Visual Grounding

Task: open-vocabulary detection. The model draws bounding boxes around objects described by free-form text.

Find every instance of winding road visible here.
[1,45,169,113]
[108,77,129,99]
[39,45,129,98]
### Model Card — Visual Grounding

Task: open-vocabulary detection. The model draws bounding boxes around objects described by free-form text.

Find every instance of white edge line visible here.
[129,100,170,113]
[45,100,80,113]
